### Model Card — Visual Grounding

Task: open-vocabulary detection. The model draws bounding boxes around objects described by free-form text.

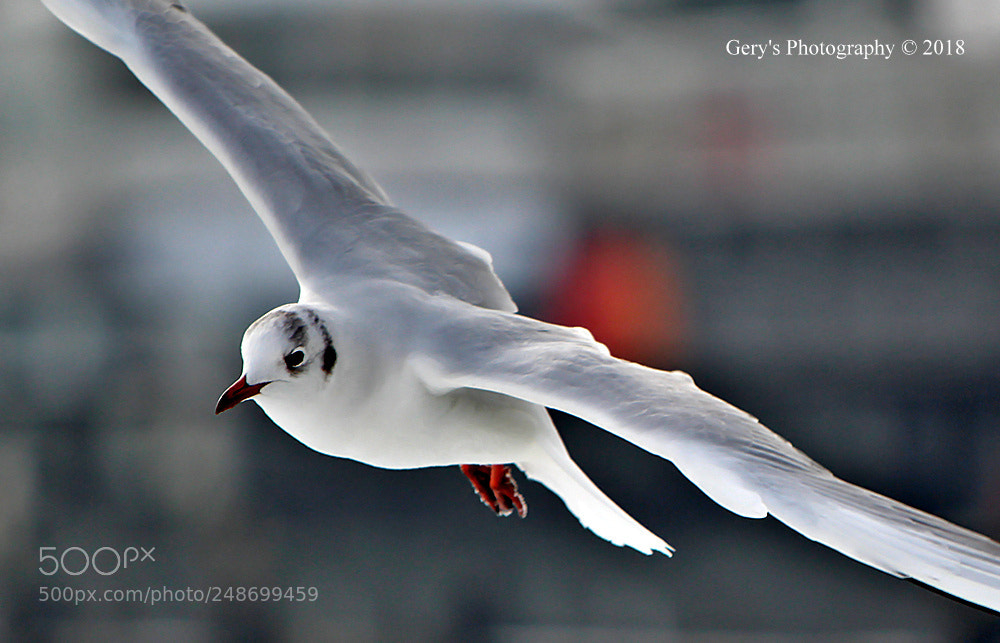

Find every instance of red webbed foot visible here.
[460,464,527,518]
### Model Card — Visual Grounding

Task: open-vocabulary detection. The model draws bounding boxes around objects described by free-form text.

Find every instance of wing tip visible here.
[905,578,1000,616]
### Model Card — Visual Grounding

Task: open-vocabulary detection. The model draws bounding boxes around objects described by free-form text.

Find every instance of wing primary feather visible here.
[414,303,1000,611]
[905,579,1000,617]
[42,0,516,312]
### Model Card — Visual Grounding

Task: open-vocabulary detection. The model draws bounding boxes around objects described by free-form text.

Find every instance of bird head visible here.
[216,303,338,414]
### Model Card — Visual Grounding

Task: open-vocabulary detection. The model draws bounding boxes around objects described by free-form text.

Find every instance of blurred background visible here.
[3,0,1000,639]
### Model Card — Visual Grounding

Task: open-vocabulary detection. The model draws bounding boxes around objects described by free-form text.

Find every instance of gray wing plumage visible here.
[412,303,1000,611]
[42,0,515,311]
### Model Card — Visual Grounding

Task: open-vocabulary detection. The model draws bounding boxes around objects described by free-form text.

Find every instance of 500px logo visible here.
[38,546,156,576]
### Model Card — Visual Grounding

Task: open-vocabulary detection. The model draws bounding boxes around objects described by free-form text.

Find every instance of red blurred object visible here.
[545,229,687,364]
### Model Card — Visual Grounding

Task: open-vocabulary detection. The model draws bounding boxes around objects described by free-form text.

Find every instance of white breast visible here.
[253,365,548,470]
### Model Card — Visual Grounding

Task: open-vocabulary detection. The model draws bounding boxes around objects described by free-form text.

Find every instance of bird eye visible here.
[284,348,306,369]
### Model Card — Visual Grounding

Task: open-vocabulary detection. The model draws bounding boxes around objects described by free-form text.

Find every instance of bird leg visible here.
[460,464,527,518]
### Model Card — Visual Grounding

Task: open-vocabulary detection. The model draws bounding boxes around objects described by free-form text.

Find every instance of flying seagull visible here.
[41,0,1000,611]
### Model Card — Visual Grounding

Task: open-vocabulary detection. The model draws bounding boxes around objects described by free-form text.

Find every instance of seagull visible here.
[42,0,1000,611]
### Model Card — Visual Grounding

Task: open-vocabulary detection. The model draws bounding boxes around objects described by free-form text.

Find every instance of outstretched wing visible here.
[41,0,516,312]
[411,302,1000,612]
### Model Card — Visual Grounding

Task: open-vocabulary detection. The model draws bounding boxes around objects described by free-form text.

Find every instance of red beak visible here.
[215,375,270,414]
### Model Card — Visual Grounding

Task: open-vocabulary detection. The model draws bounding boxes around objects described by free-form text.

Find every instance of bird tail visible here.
[519,444,673,556]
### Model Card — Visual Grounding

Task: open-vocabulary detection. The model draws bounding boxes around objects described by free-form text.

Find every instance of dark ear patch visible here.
[322,345,337,375]
[304,308,337,377]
